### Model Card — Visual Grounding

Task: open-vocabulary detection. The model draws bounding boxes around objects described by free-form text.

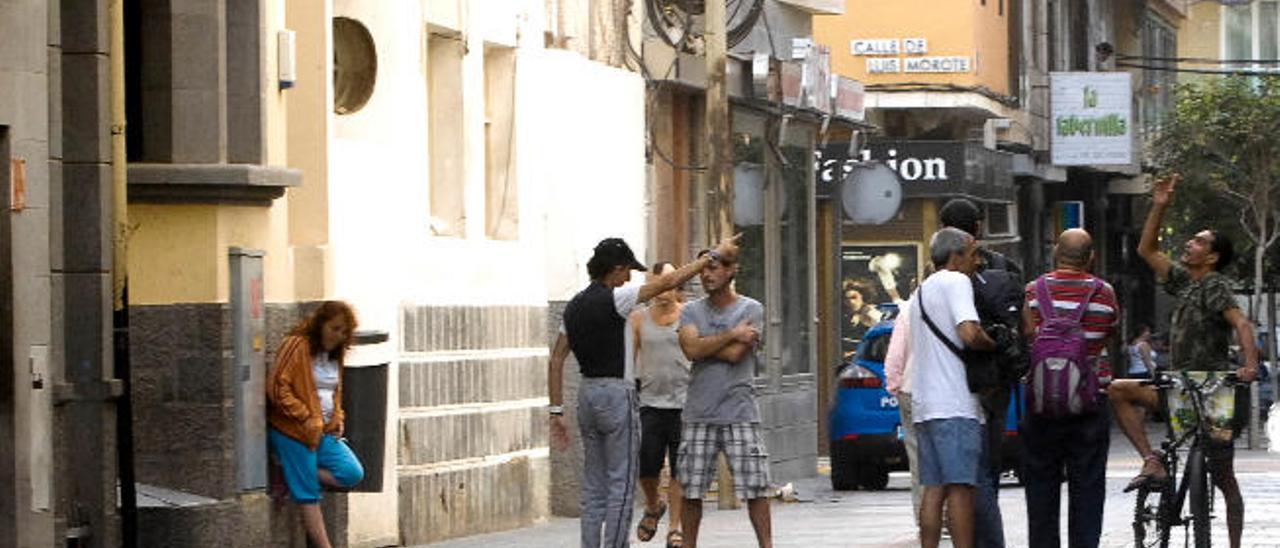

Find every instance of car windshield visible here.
[856,332,891,364]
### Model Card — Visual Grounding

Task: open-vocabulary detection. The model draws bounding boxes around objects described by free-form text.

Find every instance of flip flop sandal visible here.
[666,530,684,548]
[1124,455,1170,493]
[636,503,666,542]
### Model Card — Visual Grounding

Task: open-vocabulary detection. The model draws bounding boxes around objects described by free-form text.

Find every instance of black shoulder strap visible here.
[917,284,967,361]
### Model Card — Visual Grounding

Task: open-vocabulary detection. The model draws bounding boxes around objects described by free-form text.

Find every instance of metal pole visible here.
[109,0,136,543]
[703,0,739,511]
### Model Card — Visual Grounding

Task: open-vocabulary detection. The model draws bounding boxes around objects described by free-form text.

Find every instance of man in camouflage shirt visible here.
[1108,174,1259,548]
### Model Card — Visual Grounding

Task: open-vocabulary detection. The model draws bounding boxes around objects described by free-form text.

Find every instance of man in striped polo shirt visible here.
[1019,228,1119,548]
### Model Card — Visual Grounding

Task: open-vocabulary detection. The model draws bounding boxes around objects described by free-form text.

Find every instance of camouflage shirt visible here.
[1163,263,1238,371]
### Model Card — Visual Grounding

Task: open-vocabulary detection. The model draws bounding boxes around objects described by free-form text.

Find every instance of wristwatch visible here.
[547,405,564,416]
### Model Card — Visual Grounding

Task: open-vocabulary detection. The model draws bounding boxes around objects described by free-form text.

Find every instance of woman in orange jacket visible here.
[267,301,364,548]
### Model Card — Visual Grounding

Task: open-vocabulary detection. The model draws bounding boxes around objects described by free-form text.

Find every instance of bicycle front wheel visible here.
[1134,481,1173,548]
[1188,446,1212,548]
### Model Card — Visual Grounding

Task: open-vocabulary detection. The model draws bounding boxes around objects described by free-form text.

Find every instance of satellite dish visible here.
[841,162,903,225]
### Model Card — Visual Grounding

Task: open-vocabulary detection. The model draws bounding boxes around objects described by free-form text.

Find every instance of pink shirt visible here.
[884,307,912,395]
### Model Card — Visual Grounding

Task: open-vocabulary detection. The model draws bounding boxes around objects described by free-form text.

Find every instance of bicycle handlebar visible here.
[1137,371,1245,390]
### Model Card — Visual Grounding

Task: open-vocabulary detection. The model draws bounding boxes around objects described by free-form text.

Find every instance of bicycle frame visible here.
[1134,370,1240,548]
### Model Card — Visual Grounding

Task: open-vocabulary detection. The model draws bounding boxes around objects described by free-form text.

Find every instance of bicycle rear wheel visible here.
[1188,446,1211,548]
[1133,481,1173,548]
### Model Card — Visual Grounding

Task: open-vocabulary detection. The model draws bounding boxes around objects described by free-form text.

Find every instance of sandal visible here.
[636,503,666,542]
[1124,454,1170,493]
[666,530,684,548]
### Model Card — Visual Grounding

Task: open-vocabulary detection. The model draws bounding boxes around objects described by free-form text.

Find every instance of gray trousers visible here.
[898,391,922,524]
[578,378,640,548]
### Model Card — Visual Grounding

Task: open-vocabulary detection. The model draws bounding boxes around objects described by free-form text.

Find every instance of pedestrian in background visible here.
[548,235,740,548]
[676,248,771,548]
[884,296,921,525]
[266,301,366,548]
[1127,323,1156,379]
[632,262,692,548]
[1019,229,1118,548]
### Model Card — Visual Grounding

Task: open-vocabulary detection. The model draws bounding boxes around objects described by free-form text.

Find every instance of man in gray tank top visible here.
[676,249,771,548]
[631,262,692,547]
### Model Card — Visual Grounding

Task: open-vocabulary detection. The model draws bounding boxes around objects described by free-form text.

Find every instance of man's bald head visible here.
[1055,229,1094,268]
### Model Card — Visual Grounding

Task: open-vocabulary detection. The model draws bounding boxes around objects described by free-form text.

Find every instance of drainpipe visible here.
[108,0,136,545]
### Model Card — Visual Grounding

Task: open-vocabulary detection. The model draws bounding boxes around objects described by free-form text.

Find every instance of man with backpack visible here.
[940,198,1024,548]
[1020,228,1119,548]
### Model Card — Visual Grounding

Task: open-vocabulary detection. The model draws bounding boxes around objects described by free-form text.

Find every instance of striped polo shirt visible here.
[1024,269,1121,382]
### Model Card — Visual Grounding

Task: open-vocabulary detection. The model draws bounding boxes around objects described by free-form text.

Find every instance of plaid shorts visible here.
[676,422,771,500]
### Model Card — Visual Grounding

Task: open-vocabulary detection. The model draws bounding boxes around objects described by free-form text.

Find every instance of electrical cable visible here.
[1118,53,1280,65]
[1116,61,1280,76]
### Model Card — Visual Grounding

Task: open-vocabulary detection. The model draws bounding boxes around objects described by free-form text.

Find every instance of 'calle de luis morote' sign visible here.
[1050,72,1133,166]
[852,37,972,75]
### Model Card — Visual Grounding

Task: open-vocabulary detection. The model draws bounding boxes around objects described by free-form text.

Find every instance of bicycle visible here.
[1132,370,1245,548]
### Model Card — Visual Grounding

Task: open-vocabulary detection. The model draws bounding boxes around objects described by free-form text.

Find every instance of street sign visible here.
[1051,72,1134,166]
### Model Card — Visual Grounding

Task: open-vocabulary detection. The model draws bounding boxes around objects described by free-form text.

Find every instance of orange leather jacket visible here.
[267,335,345,449]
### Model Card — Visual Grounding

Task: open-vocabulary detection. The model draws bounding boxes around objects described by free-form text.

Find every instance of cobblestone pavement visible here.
[418,426,1280,547]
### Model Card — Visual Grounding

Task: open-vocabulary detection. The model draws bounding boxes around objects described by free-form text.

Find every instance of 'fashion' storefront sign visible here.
[817,141,964,185]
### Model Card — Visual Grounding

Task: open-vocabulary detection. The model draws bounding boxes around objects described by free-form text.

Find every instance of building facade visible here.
[1,0,123,546]
[0,0,650,546]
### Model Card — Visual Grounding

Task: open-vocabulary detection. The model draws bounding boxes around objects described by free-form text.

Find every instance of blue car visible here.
[829,311,1024,490]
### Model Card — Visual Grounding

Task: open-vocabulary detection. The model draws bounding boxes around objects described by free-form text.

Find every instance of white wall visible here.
[322,0,646,542]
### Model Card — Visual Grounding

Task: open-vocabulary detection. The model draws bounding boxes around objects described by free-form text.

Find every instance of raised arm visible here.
[637,234,741,304]
[1138,174,1177,280]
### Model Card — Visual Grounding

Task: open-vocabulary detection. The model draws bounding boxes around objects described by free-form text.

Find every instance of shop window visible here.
[427,30,466,237]
[730,108,815,377]
[777,121,814,376]
[983,202,1017,238]
[333,17,377,115]
[731,111,768,377]
[484,45,518,241]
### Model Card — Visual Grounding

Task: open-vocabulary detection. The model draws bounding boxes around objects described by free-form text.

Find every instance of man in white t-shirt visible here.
[908,227,995,548]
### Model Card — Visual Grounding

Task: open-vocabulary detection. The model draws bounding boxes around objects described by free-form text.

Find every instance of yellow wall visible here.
[129,205,219,304]
[814,0,1011,95]
[1179,2,1221,84]
[286,0,332,300]
[129,204,296,305]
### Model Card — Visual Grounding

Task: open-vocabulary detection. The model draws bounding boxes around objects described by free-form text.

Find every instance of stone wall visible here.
[129,301,331,548]
[757,379,820,482]
[397,304,550,545]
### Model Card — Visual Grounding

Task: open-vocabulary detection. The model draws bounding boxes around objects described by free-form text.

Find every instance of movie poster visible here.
[840,243,921,356]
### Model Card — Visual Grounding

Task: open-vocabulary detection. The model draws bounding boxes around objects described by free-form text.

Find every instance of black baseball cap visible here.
[593,238,647,271]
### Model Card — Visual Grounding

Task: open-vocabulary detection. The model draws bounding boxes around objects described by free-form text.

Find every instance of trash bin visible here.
[342,329,390,492]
